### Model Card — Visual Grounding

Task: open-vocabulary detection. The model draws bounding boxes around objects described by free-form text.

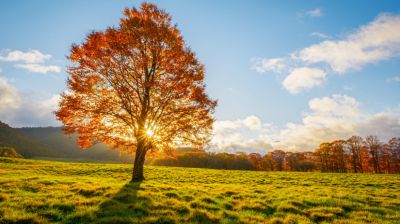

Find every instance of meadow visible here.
[0,158,399,224]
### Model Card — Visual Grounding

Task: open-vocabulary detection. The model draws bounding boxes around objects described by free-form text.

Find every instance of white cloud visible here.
[297,13,400,73]
[282,67,326,94]
[213,115,262,133]
[308,94,360,117]
[0,49,61,74]
[30,94,61,118]
[0,77,21,113]
[252,57,286,73]
[7,93,61,127]
[243,115,263,130]
[210,95,400,153]
[306,8,322,17]
[0,75,60,127]
[210,115,272,153]
[211,132,271,154]
[253,13,400,93]
[278,94,400,150]
[0,50,51,63]
[15,63,61,74]
[310,32,331,39]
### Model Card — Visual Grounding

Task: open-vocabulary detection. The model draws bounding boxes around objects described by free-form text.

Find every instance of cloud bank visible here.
[210,115,273,153]
[296,13,400,73]
[0,76,60,127]
[253,13,400,94]
[211,94,400,153]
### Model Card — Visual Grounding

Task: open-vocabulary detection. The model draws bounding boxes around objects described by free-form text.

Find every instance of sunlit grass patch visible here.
[0,158,399,223]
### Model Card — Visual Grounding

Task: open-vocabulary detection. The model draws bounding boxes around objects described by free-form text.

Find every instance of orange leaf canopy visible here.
[56,3,217,155]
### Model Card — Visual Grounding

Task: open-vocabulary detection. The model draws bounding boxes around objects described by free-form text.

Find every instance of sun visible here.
[146,129,154,137]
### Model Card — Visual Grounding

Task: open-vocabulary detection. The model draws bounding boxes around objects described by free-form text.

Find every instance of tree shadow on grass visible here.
[65,181,156,224]
[64,181,220,224]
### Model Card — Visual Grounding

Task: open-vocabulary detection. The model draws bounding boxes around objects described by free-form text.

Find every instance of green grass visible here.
[0,158,399,224]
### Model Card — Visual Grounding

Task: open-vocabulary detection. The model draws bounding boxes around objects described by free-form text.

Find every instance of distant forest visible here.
[152,136,400,174]
[1,120,399,173]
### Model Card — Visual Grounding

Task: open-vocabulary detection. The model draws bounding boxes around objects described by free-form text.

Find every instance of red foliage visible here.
[56,3,216,180]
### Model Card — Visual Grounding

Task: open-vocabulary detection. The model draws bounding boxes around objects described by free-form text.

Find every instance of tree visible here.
[345,136,364,173]
[284,152,297,171]
[315,143,331,172]
[365,135,382,173]
[285,152,316,172]
[270,150,286,171]
[56,3,217,182]
[386,137,400,173]
[263,153,274,171]
[331,140,347,173]
[248,153,264,170]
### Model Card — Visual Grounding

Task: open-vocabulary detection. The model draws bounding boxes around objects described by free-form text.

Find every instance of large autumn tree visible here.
[56,3,217,182]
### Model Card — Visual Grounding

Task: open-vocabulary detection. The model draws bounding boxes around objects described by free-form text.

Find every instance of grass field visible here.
[0,158,399,224]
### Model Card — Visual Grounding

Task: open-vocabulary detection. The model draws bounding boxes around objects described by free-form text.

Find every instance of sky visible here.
[0,1,399,153]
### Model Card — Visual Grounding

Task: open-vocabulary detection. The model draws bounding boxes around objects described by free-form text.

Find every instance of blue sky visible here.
[0,1,399,152]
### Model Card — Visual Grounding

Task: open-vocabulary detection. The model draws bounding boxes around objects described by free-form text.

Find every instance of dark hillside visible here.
[0,121,54,158]
[0,120,131,162]
[18,126,132,163]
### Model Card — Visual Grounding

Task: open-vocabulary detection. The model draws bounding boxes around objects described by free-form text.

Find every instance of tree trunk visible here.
[131,139,147,182]
[351,150,357,173]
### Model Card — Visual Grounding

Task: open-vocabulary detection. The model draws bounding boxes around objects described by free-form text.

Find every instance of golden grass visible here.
[0,157,399,223]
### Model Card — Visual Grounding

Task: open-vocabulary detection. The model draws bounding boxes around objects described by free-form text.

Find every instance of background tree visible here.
[380,143,391,174]
[248,153,264,170]
[345,136,364,173]
[387,137,400,173]
[284,152,298,171]
[315,143,331,172]
[263,153,274,171]
[56,3,216,182]
[285,152,316,172]
[365,135,382,173]
[269,150,286,171]
[331,140,347,173]
[149,136,399,173]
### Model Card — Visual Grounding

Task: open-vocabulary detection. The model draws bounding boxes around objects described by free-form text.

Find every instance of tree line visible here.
[151,136,400,173]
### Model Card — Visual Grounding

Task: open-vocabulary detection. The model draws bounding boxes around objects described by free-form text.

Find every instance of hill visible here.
[0,120,131,162]
[18,127,132,163]
[0,121,55,158]
[0,158,399,223]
